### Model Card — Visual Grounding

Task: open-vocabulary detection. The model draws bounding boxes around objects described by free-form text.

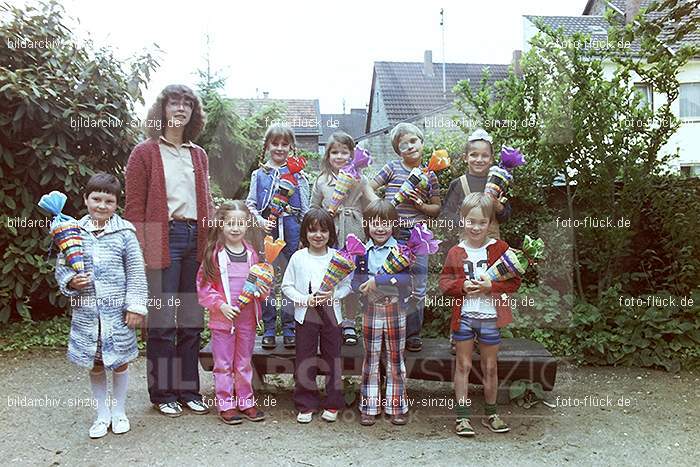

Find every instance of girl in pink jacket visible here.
[196,201,269,425]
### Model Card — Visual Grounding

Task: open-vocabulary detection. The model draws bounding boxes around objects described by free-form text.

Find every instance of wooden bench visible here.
[199,337,557,403]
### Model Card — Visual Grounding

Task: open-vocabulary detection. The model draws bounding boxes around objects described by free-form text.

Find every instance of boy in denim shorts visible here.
[439,193,521,437]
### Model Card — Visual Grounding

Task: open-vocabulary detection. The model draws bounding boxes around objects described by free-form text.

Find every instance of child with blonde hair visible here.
[311,131,377,344]
[197,201,269,424]
[439,193,521,437]
[246,123,309,349]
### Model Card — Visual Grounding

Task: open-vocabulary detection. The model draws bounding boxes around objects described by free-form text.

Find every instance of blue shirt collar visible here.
[366,236,398,251]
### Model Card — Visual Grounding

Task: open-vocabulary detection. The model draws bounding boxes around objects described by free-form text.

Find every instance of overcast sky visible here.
[58,0,584,114]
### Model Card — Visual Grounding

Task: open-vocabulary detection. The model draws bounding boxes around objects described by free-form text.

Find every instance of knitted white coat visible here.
[54,214,148,370]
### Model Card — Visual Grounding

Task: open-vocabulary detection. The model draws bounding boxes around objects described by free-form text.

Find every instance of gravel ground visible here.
[0,350,697,466]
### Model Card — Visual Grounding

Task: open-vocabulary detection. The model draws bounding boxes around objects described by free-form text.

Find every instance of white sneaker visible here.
[111,414,131,434]
[154,402,183,417]
[297,411,313,423]
[181,399,210,414]
[89,419,110,439]
[321,409,338,422]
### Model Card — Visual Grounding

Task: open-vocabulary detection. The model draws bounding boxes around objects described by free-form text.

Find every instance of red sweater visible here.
[124,138,212,269]
[438,239,521,330]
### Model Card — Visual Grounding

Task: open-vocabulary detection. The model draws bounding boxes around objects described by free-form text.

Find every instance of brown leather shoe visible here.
[360,414,376,426]
[219,409,243,425]
[390,413,408,425]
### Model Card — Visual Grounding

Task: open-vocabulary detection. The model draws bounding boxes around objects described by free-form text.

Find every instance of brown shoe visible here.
[240,406,266,422]
[219,409,243,425]
[360,414,376,426]
[390,413,408,425]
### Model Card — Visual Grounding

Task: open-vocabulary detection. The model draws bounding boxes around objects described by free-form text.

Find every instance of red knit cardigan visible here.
[438,239,522,330]
[124,138,213,269]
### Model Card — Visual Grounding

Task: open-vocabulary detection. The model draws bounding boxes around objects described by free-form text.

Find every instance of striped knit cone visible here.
[328,170,357,214]
[51,221,85,272]
[484,248,526,282]
[319,252,355,293]
[379,246,412,275]
[268,175,297,222]
[236,263,274,309]
[484,165,512,201]
[391,168,426,206]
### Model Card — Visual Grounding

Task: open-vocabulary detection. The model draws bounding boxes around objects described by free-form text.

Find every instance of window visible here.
[679,83,700,118]
[680,164,700,178]
[633,83,653,109]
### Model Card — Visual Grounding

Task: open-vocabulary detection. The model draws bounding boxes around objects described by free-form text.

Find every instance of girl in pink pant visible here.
[196,201,269,424]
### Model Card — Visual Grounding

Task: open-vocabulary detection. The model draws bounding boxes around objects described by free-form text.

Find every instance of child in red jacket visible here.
[439,193,521,437]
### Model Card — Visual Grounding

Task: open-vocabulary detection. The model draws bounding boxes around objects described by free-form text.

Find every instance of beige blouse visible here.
[158,136,197,220]
[310,172,377,248]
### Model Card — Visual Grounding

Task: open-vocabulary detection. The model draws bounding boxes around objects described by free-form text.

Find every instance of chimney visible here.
[626,0,643,24]
[423,50,434,77]
[262,91,269,99]
[512,50,522,76]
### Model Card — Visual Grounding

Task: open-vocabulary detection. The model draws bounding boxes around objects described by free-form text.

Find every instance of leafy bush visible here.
[0,315,70,350]
[0,0,158,322]
[507,285,700,371]
[419,3,700,371]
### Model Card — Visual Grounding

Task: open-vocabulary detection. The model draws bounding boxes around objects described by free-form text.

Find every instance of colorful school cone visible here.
[231,236,286,333]
[379,245,415,275]
[485,146,525,203]
[268,173,298,222]
[327,147,372,215]
[267,156,307,223]
[485,235,544,282]
[391,167,426,206]
[319,234,366,293]
[37,191,85,273]
[391,150,451,206]
[378,224,440,275]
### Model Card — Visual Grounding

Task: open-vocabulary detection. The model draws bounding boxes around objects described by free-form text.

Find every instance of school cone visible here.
[378,245,414,274]
[485,235,544,282]
[328,170,357,215]
[391,150,450,206]
[319,234,366,293]
[484,146,525,203]
[268,174,297,222]
[391,168,426,206]
[327,147,372,215]
[37,191,85,273]
[230,236,286,334]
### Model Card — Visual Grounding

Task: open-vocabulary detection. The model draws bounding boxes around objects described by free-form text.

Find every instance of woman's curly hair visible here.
[145,84,206,141]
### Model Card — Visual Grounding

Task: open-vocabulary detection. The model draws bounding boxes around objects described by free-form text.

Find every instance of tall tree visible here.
[0,0,159,321]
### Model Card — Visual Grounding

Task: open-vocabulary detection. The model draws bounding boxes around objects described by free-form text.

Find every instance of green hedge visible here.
[0,1,158,322]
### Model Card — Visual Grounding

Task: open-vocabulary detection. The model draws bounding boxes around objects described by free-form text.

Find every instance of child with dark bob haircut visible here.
[282,208,350,423]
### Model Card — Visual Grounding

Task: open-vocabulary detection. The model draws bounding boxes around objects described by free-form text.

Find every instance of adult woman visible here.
[124,84,213,417]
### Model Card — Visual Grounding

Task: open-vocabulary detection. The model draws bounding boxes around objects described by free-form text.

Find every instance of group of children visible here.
[56,120,520,438]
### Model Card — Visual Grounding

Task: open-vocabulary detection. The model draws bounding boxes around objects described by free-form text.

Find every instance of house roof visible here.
[524,15,611,40]
[231,98,322,136]
[319,109,367,142]
[369,61,510,128]
[528,0,699,55]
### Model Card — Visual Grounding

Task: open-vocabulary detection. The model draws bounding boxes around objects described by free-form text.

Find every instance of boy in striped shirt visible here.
[369,123,441,351]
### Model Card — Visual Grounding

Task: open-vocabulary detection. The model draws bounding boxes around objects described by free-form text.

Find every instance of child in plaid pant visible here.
[351,200,412,426]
